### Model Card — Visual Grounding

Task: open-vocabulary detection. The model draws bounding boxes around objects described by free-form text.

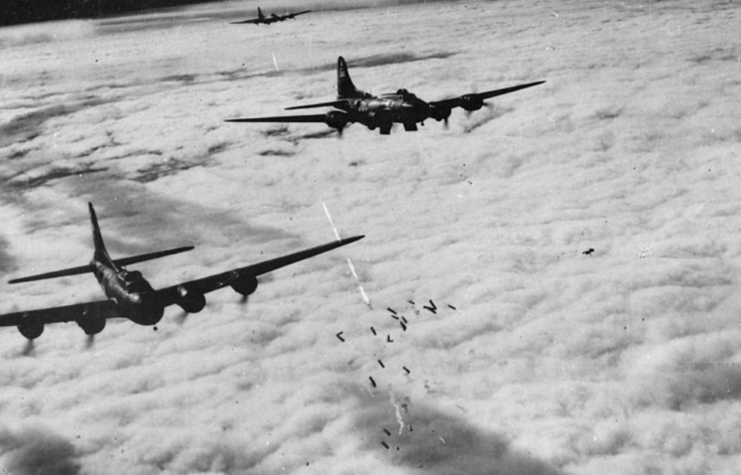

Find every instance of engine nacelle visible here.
[124,294,165,326]
[176,287,207,313]
[18,315,44,340]
[429,106,451,122]
[231,275,258,297]
[460,95,485,112]
[76,314,107,336]
[325,111,349,131]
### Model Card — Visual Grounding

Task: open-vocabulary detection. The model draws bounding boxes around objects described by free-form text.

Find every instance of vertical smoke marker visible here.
[321,202,371,307]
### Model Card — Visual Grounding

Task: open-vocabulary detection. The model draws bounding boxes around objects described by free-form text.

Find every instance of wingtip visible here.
[342,235,365,245]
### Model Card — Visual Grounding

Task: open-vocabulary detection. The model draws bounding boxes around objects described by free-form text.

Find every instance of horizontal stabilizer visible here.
[9,264,93,284]
[112,246,194,268]
[8,246,194,284]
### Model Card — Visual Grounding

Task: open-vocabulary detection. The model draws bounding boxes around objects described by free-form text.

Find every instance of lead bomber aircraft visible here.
[0,203,363,341]
[226,56,545,135]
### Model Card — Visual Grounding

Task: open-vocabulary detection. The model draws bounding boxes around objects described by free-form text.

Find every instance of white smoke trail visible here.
[321,203,371,307]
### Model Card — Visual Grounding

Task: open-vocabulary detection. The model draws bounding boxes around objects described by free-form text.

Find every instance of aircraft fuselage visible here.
[91,260,164,326]
[336,90,450,133]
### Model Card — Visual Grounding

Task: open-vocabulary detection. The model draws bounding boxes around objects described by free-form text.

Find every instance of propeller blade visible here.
[22,340,35,357]
[85,334,95,350]
[175,310,189,326]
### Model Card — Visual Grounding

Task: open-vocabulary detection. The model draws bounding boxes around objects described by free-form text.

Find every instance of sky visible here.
[1,0,740,473]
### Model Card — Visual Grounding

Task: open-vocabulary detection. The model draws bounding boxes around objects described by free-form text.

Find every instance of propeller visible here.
[85,334,95,350]
[463,84,483,117]
[175,310,189,326]
[22,339,35,357]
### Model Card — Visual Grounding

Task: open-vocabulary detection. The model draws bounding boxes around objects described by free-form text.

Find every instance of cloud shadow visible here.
[348,385,565,475]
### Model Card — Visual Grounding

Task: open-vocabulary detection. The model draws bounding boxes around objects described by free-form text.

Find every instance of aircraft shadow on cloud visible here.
[226,56,545,135]
[231,7,311,25]
[0,203,363,341]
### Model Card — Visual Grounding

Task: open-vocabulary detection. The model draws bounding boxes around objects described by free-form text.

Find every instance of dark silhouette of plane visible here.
[226,56,545,135]
[0,203,363,340]
[231,6,311,25]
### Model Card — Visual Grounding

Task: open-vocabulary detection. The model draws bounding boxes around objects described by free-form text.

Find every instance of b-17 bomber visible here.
[0,203,363,341]
[231,7,311,25]
[226,56,545,135]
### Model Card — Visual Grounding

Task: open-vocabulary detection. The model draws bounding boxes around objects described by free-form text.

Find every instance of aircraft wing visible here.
[0,299,117,327]
[225,114,331,124]
[429,80,545,110]
[285,100,350,111]
[285,10,311,18]
[230,18,261,24]
[152,235,364,308]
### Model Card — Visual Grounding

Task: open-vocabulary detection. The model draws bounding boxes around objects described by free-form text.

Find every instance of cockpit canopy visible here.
[123,270,143,282]
[395,89,418,101]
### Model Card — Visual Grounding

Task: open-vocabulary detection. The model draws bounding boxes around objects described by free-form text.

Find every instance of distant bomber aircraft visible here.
[226,56,545,135]
[231,7,311,25]
[0,203,363,341]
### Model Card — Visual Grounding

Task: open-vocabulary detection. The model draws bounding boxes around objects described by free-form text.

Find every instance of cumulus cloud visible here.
[1,0,740,474]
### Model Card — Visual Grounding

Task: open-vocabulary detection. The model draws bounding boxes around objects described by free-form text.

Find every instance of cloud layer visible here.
[1,0,740,474]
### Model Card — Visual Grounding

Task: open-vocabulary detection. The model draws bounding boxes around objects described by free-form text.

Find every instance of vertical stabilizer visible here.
[89,203,114,268]
[257,7,264,19]
[337,56,362,99]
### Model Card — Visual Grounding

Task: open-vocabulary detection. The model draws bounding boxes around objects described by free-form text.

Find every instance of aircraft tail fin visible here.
[89,202,114,268]
[257,7,264,19]
[9,203,194,284]
[337,56,364,99]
